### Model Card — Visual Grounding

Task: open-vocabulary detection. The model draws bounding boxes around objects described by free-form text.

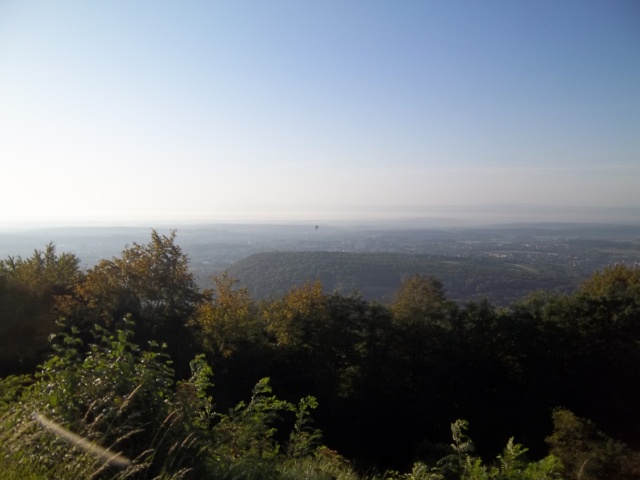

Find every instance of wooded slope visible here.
[229,251,581,305]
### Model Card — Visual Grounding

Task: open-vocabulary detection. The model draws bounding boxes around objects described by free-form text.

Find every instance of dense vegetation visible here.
[1,230,640,479]
[227,251,582,306]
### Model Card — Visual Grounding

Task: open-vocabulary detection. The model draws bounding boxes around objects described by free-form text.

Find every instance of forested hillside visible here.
[2,230,640,479]
[228,251,583,306]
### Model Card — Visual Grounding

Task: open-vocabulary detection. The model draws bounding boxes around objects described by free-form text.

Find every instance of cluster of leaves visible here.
[0,319,200,478]
[0,243,81,374]
[384,420,562,480]
[0,319,353,479]
[546,408,640,480]
[55,230,206,377]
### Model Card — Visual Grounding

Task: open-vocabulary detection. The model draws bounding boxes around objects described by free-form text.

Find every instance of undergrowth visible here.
[0,320,564,479]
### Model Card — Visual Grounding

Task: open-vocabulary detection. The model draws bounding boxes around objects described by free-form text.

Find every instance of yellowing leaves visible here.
[263,281,327,347]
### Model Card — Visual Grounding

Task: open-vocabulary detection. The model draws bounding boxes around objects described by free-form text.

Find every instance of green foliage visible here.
[447,419,476,472]
[213,377,293,462]
[57,230,206,374]
[391,274,455,327]
[0,319,210,478]
[431,420,563,480]
[382,420,562,480]
[547,408,640,480]
[228,250,578,306]
[190,271,264,360]
[0,242,81,291]
[0,316,351,480]
[577,264,640,301]
[0,243,81,373]
[37,319,175,429]
[279,449,363,480]
[3,238,640,479]
[68,229,203,326]
[402,462,445,480]
[263,280,328,348]
[287,395,322,459]
[175,354,214,431]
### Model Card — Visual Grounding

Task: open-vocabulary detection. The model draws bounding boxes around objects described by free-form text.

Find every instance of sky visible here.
[1,0,639,227]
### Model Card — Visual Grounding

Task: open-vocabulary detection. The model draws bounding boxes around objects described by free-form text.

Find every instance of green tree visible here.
[558,266,640,444]
[58,230,205,374]
[389,274,457,419]
[190,271,263,361]
[547,408,640,480]
[576,264,640,303]
[190,272,270,409]
[263,280,328,349]
[0,243,81,374]
[391,274,455,328]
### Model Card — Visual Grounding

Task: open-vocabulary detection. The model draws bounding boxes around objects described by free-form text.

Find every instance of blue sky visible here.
[1,1,638,226]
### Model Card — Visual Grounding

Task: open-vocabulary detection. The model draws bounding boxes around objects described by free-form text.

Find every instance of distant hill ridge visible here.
[227,250,580,306]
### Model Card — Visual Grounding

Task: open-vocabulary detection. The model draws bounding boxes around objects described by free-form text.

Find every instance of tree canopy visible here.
[1,231,640,479]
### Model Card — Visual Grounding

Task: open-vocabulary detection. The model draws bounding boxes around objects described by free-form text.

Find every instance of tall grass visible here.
[0,404,195,479]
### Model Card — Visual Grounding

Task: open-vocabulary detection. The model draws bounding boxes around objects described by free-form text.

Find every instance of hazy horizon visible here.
[2,1,638,228]
[2,204,640,233]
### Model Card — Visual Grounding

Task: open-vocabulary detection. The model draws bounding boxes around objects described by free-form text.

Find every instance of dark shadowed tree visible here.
[0,244,81,374]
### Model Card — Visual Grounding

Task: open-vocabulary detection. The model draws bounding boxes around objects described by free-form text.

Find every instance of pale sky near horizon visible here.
[1,1,639,226]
